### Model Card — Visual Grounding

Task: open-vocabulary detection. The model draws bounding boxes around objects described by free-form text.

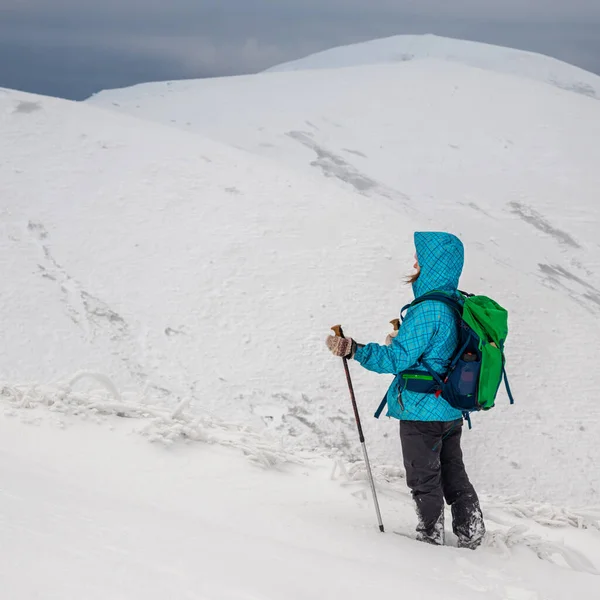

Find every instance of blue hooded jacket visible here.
[354,232,465,422]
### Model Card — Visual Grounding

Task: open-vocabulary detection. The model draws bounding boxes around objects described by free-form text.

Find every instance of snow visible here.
[1,395,599,599]
[2,35,600,598]
[265,34,600,101]
[85,58,600,504]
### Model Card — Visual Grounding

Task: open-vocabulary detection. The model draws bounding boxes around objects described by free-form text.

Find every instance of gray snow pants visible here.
[399,419,485,548]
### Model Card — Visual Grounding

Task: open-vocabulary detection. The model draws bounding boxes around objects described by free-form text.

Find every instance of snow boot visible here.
[452,493,486,549]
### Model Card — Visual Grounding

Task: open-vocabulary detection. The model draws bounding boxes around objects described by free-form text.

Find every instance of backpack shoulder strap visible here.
[399,302,412,321]
[401,291,463,322]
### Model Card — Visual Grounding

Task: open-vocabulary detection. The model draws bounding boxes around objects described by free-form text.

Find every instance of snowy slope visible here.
[4,56,600,513]
[86,59,600,502]
[2,86,398,417]
[2,402,599,599]
[266,34,600,100]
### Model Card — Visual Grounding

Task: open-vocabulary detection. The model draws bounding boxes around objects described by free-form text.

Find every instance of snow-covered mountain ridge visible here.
[266,34,600,100]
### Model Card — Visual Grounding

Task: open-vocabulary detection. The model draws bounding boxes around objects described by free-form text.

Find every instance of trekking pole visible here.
[331,325,384,533]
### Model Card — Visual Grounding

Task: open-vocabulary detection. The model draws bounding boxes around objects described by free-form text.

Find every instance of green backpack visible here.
[393,291,514,426]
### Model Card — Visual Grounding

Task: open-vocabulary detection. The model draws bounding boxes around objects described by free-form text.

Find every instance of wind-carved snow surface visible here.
[265,34,600,101]
[2,377,600,598]
[1,373,297,468]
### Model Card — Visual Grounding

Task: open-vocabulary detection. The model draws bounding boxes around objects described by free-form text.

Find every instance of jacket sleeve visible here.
[353,303,439,375]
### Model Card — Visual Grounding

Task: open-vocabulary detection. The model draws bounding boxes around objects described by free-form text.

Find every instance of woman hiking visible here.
[326,231,485,549]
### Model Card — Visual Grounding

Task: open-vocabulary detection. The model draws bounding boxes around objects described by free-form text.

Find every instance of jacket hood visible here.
[412,232,464,298]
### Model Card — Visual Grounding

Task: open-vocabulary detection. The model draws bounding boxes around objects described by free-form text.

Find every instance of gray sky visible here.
[1,1,599,100]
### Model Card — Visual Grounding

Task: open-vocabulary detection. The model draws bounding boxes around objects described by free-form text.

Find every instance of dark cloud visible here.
[1,1,599,100]
[4,0,600,20]
[0,38,194,100]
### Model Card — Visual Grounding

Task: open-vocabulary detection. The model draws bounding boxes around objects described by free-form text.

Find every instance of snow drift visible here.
[2,405,598,600]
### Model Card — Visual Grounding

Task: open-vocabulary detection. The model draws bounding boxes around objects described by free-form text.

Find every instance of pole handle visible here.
[390,318,400,331]
[331,324,345,338]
